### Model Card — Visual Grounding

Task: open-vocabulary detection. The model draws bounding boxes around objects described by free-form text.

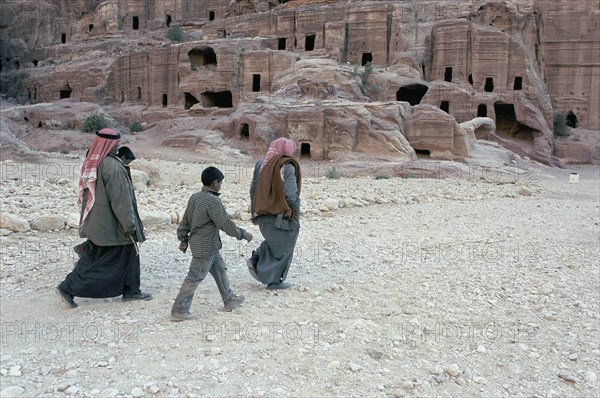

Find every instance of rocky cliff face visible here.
[1,0,598,164]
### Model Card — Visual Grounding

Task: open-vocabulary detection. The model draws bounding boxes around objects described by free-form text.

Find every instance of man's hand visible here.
[242,231,253,242]
[179,241,188,253]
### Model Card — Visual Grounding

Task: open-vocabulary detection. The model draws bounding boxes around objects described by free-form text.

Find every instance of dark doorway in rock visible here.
[188,47,217,68]
[494,102,535,141]
[133,16,139,30]
[440,101,449,113]
[444,67,452,82]
[184,92,199,110]
[120,90,124,103]
[300,143,311,158]
[484,77,494,92]
[477,104,487,117]
[513,76,522,90]
[305,34,316,51]
[32,87,37,101]
[60,84,72,99]
[415,149,431,157]
[201,91,233,108]
[278,38,286,50]
[566,111,578,128]
[468,74,473,85]
[61,33,66,44]
[252,74,261,92]
[362,53,373,66]
[396,84,429,105]
[38,122,42,128]
[166,15,172,27]
[240,123,249,140]
[88,24,94,32]
[32,60,38,66]
[137,87,142,100]
[209,11,215,21]
[162,94,168,107]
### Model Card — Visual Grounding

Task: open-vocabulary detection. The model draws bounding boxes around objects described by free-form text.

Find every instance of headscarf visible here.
[260,137,297,171]
[78,128,121,225]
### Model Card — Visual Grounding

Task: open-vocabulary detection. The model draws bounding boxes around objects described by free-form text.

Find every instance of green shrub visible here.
[325,166,341,179]
[82,114,107,133]
[129,121,143,133]
[167,25,184,43]
[553,112,571,138]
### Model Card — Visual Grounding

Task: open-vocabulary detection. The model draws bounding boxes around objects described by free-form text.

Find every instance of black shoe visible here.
[224,294,245,311]
[266,282,291,290]
[122,291,153,301]
[55,287,78,308]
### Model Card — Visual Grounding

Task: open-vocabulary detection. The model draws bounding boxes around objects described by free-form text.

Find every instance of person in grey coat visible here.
[247,137,301,290]
[56,128,151,308]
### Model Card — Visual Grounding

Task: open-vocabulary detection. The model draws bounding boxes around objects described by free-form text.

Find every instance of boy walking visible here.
[171,167,253,321]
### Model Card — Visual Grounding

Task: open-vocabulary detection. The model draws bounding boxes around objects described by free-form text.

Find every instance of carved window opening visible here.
[468,74,473,85]
[61,33,66,44]
[415,149,431,157]
[305,34,316,51]
[300,143,311,158]
[278,38,287,50]
[201,91,233,108]
[494,102,535,141]
[188,48,217,69]
[184,92,199,110]
[252,74,261,92]
[566,111,578,128]
[137,87,142,100]
[120,90,125,103]
[132,16,139,30]
[444,67,452,82]
[362,53,372,66]
[240,123,249,140]
[166,15,172,27]
[88,24,94,32]
[32,60,38,66]
[440,101,449,113]
[60,84,72,99]
[209,11,215,21]
[162,94,168,107]
[513,76,522,90]
[484,77,494,92]
[396,84,428,106]
[477,104,487,117]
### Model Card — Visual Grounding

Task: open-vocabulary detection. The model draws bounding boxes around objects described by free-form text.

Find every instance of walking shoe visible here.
[122,291,153,301]
[246,259,259,281]
[266,282,291,290]
[171,312,198,322]
[224,294,245,311]
[55,287,78,308]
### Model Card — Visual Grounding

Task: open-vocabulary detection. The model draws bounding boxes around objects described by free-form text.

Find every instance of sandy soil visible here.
[0,150,599,398]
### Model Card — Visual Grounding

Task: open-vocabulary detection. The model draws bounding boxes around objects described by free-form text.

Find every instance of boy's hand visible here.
[179,241,188,253]
[242,232,253,242]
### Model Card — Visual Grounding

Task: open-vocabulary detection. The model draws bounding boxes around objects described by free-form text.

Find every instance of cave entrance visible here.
[201,91,233,108]
[477,104,487,117]
[494,102,535,141]
[132,16,139,30]
[240,123,249,140]
[188,47,217,68]
[209,11,215,21]
[278,37,287,50]
[305,34,315,51]
[396,84,429,105]
[566,111,578,128]
[59,84,72,99]
[484,77,494,92]
[513,76,522,90]
[184,92,199,110]
[300,143,311,158]
[61,33,66,44]
[162,94,168,107]
[440,101,449,113]
[252,74,261,92]
[362,53,373,66]
[414,149,431,157]
[444,67,452,82]
[166,15,172,27]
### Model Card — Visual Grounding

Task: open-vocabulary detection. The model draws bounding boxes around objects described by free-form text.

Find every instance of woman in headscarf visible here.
[248,137,301,289]
[56,128,151,308]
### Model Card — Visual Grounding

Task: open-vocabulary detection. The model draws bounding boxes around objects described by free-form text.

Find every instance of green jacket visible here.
[79,153,145,246]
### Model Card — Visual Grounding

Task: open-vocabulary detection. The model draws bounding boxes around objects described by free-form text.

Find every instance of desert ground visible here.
[0,147,599,398]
